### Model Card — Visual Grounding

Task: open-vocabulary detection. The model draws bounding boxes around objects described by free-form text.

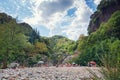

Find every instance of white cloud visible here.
[39,0,73,18]
[23,0,73,35]
[60,0,93,40]
[22,0,93,40]
[0,0,96,40]
[94,0,101,5]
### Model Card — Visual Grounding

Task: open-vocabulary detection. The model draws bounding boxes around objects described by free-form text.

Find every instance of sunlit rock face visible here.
[88,0,120,34]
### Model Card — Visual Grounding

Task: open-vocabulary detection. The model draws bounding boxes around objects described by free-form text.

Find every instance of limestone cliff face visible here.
[88,0,120,34]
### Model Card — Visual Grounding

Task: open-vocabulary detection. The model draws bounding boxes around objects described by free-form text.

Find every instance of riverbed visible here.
[0,67,102,80]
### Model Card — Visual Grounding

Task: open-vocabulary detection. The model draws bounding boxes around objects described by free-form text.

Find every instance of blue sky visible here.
[0,0,101,40]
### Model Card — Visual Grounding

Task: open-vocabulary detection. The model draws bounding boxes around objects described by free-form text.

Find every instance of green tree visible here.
[0,20,33,68]
[75,11,120,66]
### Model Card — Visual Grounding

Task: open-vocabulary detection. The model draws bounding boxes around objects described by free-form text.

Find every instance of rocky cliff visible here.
[88,0,120,34]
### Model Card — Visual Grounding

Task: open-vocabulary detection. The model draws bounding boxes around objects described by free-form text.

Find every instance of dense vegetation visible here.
[75,11,120,66]
[74,1,120,79]
[0,13,76,68]
[48,35,76,65]
[0,14,46,68]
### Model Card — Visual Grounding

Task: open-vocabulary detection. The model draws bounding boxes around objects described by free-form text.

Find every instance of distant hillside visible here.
[0,13,12,24]
[19,23,33,36]
[49,35,76,54]
[0,12,40,44]
[41,35,77,55]
[0,13,32,36]
[0,13,76,55]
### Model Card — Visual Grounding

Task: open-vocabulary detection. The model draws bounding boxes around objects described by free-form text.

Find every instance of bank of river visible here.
[0,67,102,80]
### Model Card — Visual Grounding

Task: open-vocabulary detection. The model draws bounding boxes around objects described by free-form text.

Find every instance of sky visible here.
[0,0,101,40]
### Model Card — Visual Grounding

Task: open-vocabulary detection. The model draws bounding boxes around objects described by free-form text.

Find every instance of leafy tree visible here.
[35,42,48,54]
[75,11,120,66]
[29,29,40,44]
[0,20,33,68]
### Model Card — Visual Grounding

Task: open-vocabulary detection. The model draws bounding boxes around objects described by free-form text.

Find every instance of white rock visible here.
[0,74,3,80]
[3,74,9,79]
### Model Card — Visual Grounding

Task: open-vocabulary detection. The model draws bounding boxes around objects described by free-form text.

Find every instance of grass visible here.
[88,53,120,80]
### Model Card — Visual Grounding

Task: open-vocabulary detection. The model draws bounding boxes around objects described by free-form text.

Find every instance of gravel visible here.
[0,67,103,80]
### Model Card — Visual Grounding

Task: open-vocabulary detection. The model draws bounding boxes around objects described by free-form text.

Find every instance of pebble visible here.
[0,67,102,80]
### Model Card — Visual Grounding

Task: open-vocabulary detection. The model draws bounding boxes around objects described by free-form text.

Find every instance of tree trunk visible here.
[2,58,7,69]
[2,49,9,69]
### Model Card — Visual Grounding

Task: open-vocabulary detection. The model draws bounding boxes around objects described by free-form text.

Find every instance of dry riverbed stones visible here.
[0,67,102,80]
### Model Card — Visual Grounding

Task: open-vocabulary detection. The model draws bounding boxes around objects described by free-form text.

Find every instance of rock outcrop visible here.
[88,0,120,34]
[0,13,12,24]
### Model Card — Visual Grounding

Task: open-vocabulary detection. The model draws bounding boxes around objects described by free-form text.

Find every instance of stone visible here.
[1,67,102,80]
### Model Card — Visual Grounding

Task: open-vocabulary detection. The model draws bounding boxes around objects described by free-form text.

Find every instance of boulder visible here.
[8,63,20,69]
